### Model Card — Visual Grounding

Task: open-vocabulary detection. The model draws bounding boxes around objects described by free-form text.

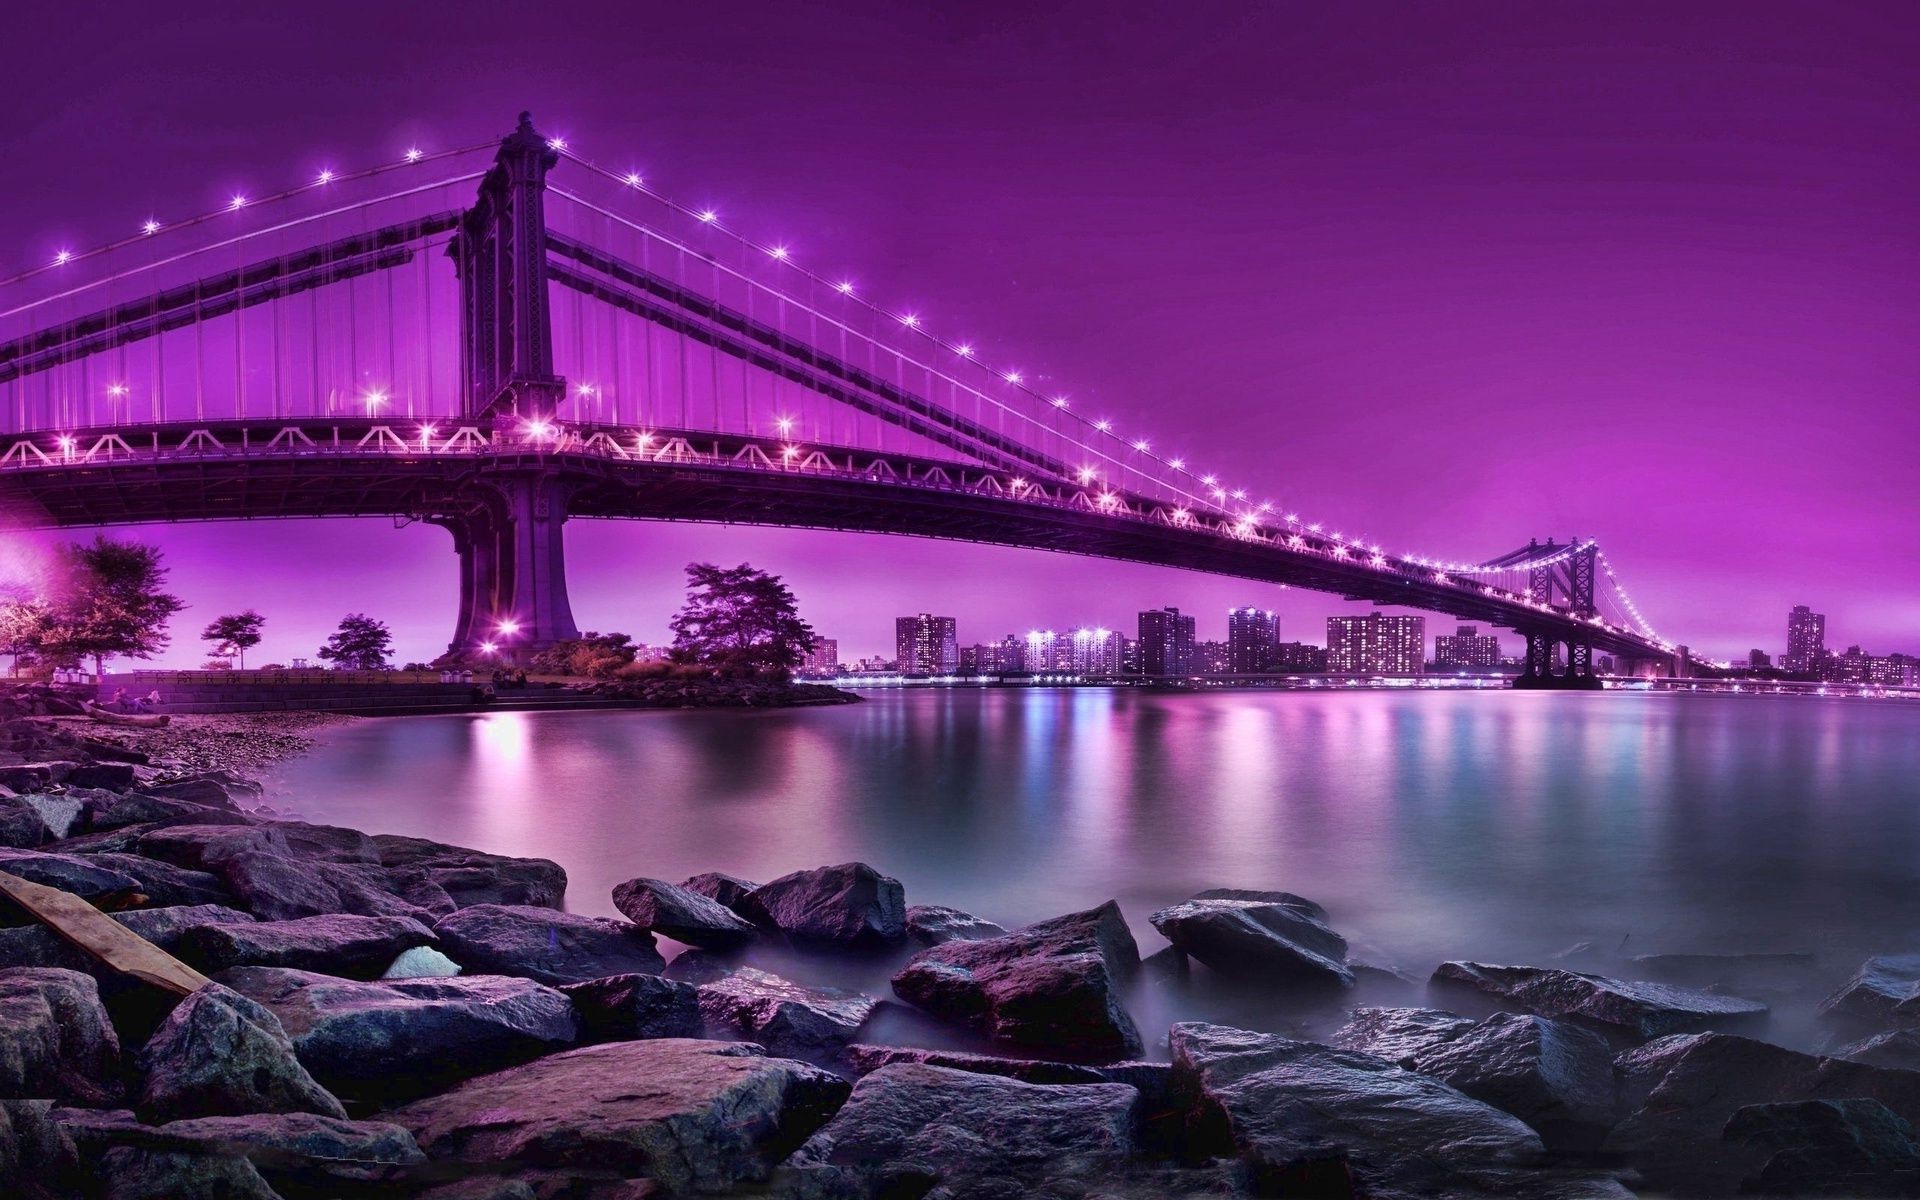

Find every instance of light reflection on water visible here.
[272,689,1920,1036]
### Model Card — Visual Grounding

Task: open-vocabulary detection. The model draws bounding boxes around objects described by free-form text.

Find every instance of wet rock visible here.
[698,968,878,1060]
[738,862,907,949]
[0,795,50,847]
[144,776,245,810]
[1169,1021,1546,1196]
[1434,960,1769,1041]
[218,851,442,923]
[217,966,578,1107]
[781,1062,1138,1199]
[64,762,136,791]
[369,833,567,910]
[135,823,289,870]
[664,947,743,984]
[1607,1031,1920,1193]
[1333,1005,1477,1061]
[135,983,346,1122]
[905,903,1007,948]
[384,1039,847,1196]
[180,913,437,978]
[0,968,121,1105]
[433,903,664,984]
[682,870,759,912]
[1823,954,1920,1028]
[61,1109,423,1199]
[0,1100,78,1194]
[562,972,704,1041]
[12,794,83,841]
[1408,1013,1616,1149]
[0,847,141,901]
[612,876,757,949]
[76,854,231,908]
[842,1043,1166,1090]
[383,946,461,978]
[1151,890,1353,985]
[1142,943,1191,983]
[1723,1098,1920,1196]
[96,1143,280,1199]
[89,793,253,832]
[891,900,1143,1060]
[1841,1030,1920,1072]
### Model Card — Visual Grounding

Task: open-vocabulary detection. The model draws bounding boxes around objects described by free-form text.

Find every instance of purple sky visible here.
[5,1,1915,665]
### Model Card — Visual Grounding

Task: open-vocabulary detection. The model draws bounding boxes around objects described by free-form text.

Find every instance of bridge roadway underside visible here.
[0,449,1653,664]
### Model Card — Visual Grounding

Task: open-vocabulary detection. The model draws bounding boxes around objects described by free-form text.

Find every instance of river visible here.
[269,687,1920,1049]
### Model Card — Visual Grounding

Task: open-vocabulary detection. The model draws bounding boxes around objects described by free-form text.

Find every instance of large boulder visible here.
[1333,1005,1477,1060]
[1169,1022,1548,1196]
[368,833,567,910]
[0,905,256,978]
[697,968,878,1061]
[433,904,664,984]
[1841,1029,1920,1072]
[612,876,758,949]
[0,848,141,901]
[682,871,759,912]
[561,972,704,1042]
[134,983,346,1122]
[216,966,578,1107]
[905,904,1007,948]
[737,862,906,949]
[179,913,437,978]
[59,1108,423,1199]
[384,1039,847,1195]
[1405,1013,1615,1149]
[781,1062,1139,1199]
[70,854,231,908]
[1606,1031,1920,1193]
[1722,1098,1920,1196]
[0,795,51,847]
[0,1099,78,1193]
[1433,960,1769,1041]
[1150,890,1353,986]
[1823,954,1920,1028]
[216,851,443,923]
[891,900,1142,1060]
[843,1044,1168,1092]
[0,968,121,1105]
[89,793,254,833]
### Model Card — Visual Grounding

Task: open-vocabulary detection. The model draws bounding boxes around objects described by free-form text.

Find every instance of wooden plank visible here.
[0,870,208,997]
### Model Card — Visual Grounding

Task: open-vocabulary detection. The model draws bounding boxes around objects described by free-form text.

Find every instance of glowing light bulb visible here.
[1095,419,1111,432]
[229,195,247,210]
[57,436,75,450]
[498,619,521,635]
[776,416,794,433]
[1004,371,1023,384]
[1169,458,1184,469]
[420,424,437,439]
[1051,397,1068,407]
[781,444,800,458]
[1133,440,1150,451]
[769,245,789,260]
[698,209,718,223]
[363,389,387,410]
[575,383,595,396]
[480,641,497,654]
[141,219,160,235]
[52,250,71,265]
[405,148,424,163]
[316,169,334,185]
[901,314,920,327]
[546,137,567,151]
[957,344,974,357]
[835,280,854,294]
[1202,474,1217,485]
[624,171,643,187]
[107,383,129,398]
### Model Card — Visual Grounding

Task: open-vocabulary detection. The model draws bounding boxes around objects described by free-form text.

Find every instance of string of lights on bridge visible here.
[3,121,1700,664]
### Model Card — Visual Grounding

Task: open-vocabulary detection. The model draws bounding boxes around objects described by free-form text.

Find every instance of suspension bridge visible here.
[0,113,1700,688]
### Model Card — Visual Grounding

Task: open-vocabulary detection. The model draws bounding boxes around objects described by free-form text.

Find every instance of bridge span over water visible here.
[0,113,1696,687]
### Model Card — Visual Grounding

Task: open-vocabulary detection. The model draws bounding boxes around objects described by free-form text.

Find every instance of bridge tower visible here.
[1494,538,1603,691]
[438,113,580,661]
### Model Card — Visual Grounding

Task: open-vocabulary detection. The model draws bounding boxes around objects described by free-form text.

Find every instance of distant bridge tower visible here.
[437,113,579,661]
[1484,538,1603,690]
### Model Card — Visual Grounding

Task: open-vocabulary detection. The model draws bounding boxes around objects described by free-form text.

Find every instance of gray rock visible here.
[1841,1029,1920,1072]
[384,1039,847,1195]
[682,870,759,912]
[369,833,567,910]
[75,854,231,908]
[782,1062,1138,1199]
[1150,889,1353,985]
[738,862,906,948]
[0,847,140,900]
[1723,1098,1920,1196]
[0,904,255,976]
[1169,1021,1546,1196]
[0,794,49,847]
[892,900,1143,1060]
[15,794,82,840]
[90,793,253,832]
[1408,1013,1616,1149]
[179,913,437,978]
[135,823,289,870]
[0,968,121,1105]
[382,946,461,978]
[144,777,244,810]
[218,851,441,923]
[1333,1005,1477,1061]
[217,966,578,1107]
[1823,954,1920,1028]
[843,1043,1165,1090]
[0,1099,78,1191]
[561,972,704,1041]
[697,968,878,1060]
[64,762,135,791]
[905,903,1007,947]
[612,876,757,949]
[96,1143,279,1199]
[1434,960,1769,1041]
[62,1109,423,1199]
[433,903,664,984]
[1607,1031,1920,1193]
[135,983,346,1122]
[663,947,741,985]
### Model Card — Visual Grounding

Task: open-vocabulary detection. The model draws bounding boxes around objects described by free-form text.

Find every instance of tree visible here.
[669,562,815,681]
[202,610,266,669]
[528,632,638,679]
[38,537,186,676]
[317,614,394,670]
[0,598,52,676]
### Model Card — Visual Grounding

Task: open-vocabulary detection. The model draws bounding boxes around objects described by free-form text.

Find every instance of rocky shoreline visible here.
[3,685,1919,1197]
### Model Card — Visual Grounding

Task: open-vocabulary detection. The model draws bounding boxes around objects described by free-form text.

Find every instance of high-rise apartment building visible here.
[1137,607,1197,676]
[1785,605,1825,673]
[801,638,840,674]
[1226,607,1280,673]
[895,614,958,675]
[1275,641,1329,672]
[1327,613,1426,675]
[1433,624,1501,670]
[1069,628,1124,674]
[1194,640,1231,675]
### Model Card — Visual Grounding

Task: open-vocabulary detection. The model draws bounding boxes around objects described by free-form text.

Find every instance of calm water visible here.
[272,689,1920,1047]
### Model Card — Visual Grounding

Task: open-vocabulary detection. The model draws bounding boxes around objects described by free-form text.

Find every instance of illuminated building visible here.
[895,614,958,675]
[1434,624,1501,670]
[1138,607,1196,676]
[1227,606,1279,673]
[1785,605,1825,673]
[1328,613,1426,675]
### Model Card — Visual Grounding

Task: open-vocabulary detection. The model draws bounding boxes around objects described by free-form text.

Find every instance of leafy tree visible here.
[317,614,394,670]
[669,562,815,681]
[528,631,638,679]
[0,599,52,676]
[201,610,266,669]
[38,537,186,676]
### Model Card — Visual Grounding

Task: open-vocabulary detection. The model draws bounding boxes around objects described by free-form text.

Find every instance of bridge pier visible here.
[435,473,581,663]
[1512,629,1603,690]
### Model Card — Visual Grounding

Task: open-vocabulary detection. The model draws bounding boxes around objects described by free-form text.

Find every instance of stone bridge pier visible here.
[433,472,580,662]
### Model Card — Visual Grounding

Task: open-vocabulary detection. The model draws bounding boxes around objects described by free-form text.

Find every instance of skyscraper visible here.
[1434,624,1501,670]
[1327,613,1426,675]
[1785,605,1826,673]
[1226,606,1279,673]
[801,638,840,674]
[895,614,958,675]
[1137,607,1197,676]
[1069,628,1124,674]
